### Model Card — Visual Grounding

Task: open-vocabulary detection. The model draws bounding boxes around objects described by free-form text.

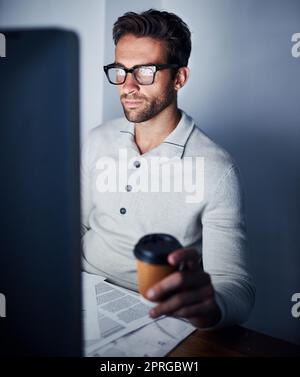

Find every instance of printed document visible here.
[83,272,196,357]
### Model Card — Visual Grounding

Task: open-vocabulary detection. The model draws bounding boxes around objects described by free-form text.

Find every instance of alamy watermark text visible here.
[291,33,300,58]
[291,293,300,318]
[95,149,205,203]
[0,33,6,58]
[0,293,6,318]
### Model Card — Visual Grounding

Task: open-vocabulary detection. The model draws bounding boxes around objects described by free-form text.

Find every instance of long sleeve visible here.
[201,164,255,329]
[80,136,93,238]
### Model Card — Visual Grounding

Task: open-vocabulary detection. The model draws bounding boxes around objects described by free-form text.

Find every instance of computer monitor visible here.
[0,29,82,356]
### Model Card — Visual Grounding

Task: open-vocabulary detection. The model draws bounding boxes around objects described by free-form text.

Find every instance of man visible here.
[81,9,255,329]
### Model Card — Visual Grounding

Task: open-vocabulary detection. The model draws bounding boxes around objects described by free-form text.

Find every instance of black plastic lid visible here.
[133,233,182,265]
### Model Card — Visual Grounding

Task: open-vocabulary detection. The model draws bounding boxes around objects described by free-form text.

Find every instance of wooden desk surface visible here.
[168,326,300,357]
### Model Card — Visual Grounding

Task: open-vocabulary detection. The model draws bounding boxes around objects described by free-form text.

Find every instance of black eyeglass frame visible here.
[103,63,180,85]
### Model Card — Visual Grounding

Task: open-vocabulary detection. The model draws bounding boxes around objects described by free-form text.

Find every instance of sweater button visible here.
[120,207,126,215]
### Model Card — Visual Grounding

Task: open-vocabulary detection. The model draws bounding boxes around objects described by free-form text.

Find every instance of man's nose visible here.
[122,72,139,93]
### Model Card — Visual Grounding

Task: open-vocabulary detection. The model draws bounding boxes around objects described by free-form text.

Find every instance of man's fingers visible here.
[171,298,215,319]
[149,287,214,318]
[146,270,210,301]
[168,248,202,270]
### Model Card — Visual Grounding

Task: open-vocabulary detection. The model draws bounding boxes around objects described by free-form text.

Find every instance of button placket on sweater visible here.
[117,112,195,217]
[118,142,141,216]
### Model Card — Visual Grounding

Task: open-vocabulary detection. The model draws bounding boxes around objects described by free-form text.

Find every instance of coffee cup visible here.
[133,233,182,299]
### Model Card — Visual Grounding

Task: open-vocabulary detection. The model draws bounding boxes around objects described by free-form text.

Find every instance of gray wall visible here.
[105,0,300,345]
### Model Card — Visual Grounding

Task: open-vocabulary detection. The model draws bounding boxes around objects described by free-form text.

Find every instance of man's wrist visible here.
[189,300,222,329]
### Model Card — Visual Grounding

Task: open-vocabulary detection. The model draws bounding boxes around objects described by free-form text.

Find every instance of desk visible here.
[168,326,300,357]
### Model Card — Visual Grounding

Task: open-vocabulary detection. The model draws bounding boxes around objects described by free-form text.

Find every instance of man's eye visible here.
[138,67,154,76]
[116,69,125,76]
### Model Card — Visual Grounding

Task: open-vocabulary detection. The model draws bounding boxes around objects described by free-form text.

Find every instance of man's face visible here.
[115,34,176,123]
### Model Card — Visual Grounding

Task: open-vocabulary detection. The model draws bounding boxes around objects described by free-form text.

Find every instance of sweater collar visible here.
[119,110,195,159]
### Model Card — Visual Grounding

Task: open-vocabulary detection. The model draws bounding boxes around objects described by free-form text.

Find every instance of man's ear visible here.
[174,67,190,91]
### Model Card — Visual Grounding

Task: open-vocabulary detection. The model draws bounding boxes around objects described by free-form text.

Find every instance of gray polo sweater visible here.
[81,110,255,329]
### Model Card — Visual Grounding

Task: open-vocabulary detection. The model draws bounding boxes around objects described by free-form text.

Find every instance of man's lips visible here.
[123,99,143,109]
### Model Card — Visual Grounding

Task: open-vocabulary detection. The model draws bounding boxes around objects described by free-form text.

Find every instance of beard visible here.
[120,82,176,123]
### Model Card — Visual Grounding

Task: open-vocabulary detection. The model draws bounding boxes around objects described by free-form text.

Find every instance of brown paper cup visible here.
[136,259,176,298]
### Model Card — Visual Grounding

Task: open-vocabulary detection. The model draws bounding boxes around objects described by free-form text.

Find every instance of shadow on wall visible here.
[217,121,300,345]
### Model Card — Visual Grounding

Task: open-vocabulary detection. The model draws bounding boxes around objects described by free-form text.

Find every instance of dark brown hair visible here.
[113,9,191,67]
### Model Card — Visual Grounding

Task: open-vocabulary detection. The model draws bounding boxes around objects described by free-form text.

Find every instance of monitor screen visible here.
[0,28,82,356]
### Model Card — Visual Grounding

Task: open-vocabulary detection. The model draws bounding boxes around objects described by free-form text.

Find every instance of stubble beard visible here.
[120,83,176,123]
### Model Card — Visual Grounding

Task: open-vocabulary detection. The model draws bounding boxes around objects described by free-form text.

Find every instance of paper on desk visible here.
[83,273,106,341]
[87,316,196,357]
[82,272,159,354]
[82,272,196,357]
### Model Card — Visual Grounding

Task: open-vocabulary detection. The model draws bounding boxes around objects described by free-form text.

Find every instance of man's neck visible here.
[134,103,181,155]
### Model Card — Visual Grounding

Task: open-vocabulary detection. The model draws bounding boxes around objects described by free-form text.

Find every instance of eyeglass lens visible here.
[108,66,155,85]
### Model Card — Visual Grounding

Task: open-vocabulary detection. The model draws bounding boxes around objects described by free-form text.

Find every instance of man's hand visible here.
[146,247,222,328]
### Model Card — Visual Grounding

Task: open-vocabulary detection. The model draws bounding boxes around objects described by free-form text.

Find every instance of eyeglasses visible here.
[103,63,180,85]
